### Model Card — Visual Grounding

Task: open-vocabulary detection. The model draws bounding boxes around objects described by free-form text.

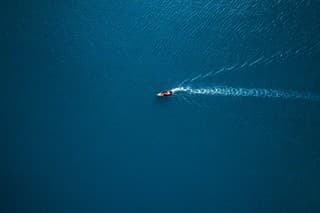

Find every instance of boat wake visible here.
[171,86,320,101]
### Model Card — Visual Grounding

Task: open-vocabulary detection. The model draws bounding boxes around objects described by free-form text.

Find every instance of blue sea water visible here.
[2,0,320,212]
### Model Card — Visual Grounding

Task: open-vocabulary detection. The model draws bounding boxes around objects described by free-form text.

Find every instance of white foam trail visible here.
[178,78,190,87]
[171,86,320,101]
[184,42,320,82]
[190,74,203,82]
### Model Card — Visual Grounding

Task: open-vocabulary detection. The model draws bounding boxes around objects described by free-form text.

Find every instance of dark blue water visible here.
[3,0,320,212]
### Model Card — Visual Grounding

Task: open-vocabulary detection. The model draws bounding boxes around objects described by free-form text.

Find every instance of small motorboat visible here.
[156,90,173,97]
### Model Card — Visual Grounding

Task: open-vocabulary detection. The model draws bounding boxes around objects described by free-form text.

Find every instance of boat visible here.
[156,90,173,97]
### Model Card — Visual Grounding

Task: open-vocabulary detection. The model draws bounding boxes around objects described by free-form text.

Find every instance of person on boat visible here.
[156,90,173,97]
